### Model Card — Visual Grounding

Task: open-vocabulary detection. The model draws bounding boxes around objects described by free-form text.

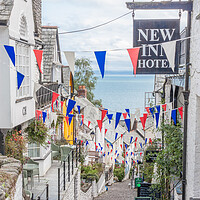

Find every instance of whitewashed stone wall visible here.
[186,0,200,198]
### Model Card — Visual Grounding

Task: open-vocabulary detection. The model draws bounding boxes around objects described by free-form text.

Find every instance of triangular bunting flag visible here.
[143,113,148,125]
[145,107,150,115]
[105,129,108,135]
[121,134,123,139]
[33,83,41,103]
[149,107,155,118]
[33,49,43,74]
[155,112,160,128]
[17,71,25,89]
[52,92,59,111]
[125,118,130,132]
[88,121,91,127]
[69,116,73,126]
[123,113,128,119]
[42,111,47,123]
[4,45,15,66]
[171,109,177,125]
[115,112,122,129]
[61,101,64,108]
[65,116,69,125]
[115,133,118,141]
[140,117,145,130]
[162,41,177,72]
[101,109,107,121]
[77,105,81,114]
[145,138,147,145]
[36,110,42,120]
[156,105,161,114]
[107,114,113,123]
[127,48,140,75]
[162,104,167,111]
[64,51,75,75]
[94,51,106,78]
[125,109,130,117]
[67,99,76,115]
[97,120,102,132]
[81,115,84,125]
[130,136,133,144]
[178,107,183,120]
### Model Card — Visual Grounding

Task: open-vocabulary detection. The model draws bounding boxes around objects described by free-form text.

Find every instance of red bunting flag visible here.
[145,107,150,115]
[149,138,152,145]
[120,144,122,149]
[135,142,137,148]
[101,110,107,121]
[61,101,64,108]
[81,115,84,124]
[143,113,148,124]
[36,110,42,120]
[122,113,128,119]
[111,157,112,160]
[162,104,167,111]
[122,160,124,164]
[52,92,59,111]
[88,121,91,127]
[127,47,140,75]
[81,140,83,145]
[105,129,108,135]
[140,117,146,130]
[111,149,113,153]
[135,137,138,142]
[65,116,69,126]
[140,152,142,156]
[107,144,109,148]
[178,107,183,120]
[33,49,43,74]
[97,120,102,132]
[121,134,123,139]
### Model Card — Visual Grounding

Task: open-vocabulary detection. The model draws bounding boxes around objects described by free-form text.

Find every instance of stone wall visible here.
[186,0,200,198]
[0,155,22,200]
[32,0,42,38]
[41,27,57,82]
[0,0,14,23]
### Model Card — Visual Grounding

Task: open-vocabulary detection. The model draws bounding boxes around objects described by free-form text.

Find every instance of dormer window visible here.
[19,16,28,39]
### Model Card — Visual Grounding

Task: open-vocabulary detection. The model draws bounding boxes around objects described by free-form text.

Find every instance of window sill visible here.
[15,96,33,103]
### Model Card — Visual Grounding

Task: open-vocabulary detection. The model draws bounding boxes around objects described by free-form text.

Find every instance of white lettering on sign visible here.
[138,59,169,69]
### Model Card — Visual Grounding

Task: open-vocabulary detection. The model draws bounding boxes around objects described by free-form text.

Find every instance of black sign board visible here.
[133,19,180,74]
[138,183,161,200]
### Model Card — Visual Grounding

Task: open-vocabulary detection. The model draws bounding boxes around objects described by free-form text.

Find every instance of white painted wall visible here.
[0,0,37,129]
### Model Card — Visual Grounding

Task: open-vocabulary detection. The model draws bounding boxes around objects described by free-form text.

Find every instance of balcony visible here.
[36,82,59,109]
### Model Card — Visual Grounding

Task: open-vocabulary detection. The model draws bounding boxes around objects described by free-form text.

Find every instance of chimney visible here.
[132,118,138,130]
[77,85,87,98]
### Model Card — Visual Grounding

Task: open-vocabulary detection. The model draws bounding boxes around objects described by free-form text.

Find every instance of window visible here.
[16,42,31,98]
[19,16,28,39]
[28,143,40,158]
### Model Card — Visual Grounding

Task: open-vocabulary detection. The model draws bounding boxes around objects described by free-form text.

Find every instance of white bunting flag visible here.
[33,82,42,103]
[64,51,75,76]
[162,41,177,72]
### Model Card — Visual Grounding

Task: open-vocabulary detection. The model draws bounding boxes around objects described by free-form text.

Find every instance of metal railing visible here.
[58,147,80,200]
[31,183,49,200]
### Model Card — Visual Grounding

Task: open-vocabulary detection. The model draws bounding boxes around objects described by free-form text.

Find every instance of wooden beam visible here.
[126,1,193,11]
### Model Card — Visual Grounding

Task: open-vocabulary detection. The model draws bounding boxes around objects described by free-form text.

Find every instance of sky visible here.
[42,0,187,74]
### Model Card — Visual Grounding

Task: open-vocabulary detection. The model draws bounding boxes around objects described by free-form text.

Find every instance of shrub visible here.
[5,130,26,164]
[114,166,125,182]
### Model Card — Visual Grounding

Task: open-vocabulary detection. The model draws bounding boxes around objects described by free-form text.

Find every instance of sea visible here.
[93,71,155,114]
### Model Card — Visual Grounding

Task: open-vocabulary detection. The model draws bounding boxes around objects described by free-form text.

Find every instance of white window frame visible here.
[15,42,31,98]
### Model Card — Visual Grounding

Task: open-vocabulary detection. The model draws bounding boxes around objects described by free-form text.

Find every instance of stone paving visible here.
[94,179,137,200]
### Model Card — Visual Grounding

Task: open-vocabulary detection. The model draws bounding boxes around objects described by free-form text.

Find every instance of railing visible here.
[36,83,59,109]
[31,183,49,200]
[58,147,80,200]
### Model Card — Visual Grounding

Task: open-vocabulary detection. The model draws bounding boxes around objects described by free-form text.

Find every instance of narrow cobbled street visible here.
[94,180,137,200]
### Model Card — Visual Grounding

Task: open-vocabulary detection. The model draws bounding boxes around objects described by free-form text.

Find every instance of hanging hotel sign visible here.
[133,19,180,74]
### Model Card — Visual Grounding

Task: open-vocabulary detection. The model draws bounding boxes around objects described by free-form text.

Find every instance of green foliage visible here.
[5,130,26,164]
[25,120,49,146]
[81,163,103,182]
[114,165,125,182]
[152,123,183,199]
[74,58,102,107]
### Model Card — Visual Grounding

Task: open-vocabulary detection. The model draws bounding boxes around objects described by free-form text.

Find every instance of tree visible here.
[74,58,102,107]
